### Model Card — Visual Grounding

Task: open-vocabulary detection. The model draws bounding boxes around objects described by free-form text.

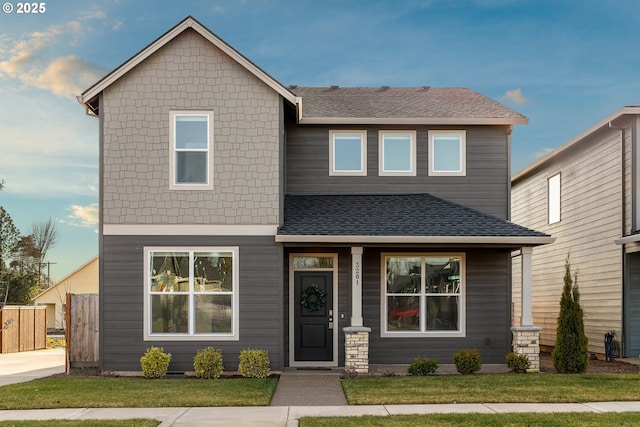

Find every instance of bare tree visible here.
[31,218,58,263]
[0,180,4,191]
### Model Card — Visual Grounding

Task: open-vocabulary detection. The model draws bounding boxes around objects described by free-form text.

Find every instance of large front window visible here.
[144,247,239,340]
[382,254,464,337]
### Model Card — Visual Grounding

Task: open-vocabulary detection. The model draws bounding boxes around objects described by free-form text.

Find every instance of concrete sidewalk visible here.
[1,402,640,426]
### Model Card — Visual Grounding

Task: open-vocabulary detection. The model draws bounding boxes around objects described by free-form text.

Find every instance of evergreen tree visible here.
[552,255,589,373]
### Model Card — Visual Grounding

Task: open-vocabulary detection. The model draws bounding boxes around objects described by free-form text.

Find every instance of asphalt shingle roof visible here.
[278,193,548,238]
[289,86,526,121]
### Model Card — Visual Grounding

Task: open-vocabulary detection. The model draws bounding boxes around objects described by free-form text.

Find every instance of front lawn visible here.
[300,413,640,427]
[342,374,640,405]
[0,377,278,409]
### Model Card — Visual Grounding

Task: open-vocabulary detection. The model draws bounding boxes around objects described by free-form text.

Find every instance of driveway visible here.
[0,347,65,386]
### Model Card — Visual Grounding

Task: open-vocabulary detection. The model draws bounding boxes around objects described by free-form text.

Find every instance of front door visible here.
[294,271,333,362]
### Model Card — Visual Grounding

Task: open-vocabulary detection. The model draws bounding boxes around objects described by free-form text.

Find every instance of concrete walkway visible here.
[271,369,347,406]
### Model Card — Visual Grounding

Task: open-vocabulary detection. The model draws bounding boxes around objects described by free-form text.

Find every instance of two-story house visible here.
[512,106,640,358]
[78,16,551,374]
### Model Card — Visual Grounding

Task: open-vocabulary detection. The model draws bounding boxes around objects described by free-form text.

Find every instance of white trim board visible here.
[103,224,278,236]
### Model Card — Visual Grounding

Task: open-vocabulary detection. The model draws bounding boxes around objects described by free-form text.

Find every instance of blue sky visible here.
[1,0,639,280]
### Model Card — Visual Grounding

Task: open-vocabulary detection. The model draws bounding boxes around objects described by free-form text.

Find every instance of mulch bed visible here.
[539,352,640,374]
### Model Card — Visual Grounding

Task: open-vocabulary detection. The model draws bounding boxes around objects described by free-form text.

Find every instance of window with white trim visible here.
[170,111,214,190]
[378,131,416,176]
[144,247,239,341]
[428,130,466,176]
[548,173,561,224]
[329,130,367,176]
[382,254,464,337]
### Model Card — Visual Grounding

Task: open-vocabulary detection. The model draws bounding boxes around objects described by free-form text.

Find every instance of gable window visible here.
[382,253,465,337]
[428,130,466,176]
[170,111,214,190]
[144,247,239,341]
[329,130,367,176]
[548,173,561,224]
[379,131,416,176]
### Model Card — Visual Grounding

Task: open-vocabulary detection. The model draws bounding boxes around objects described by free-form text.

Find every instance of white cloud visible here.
[532,147,554,159]
[67,203,98,228]
[502,88,529,105]
[0,19,102,98]
[112,21,124,30]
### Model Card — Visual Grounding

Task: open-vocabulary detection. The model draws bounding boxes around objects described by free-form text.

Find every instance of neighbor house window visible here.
[144,247,239,341]
[329,130,367,176]
[548,173,561,224]
[379,131,416,176]
[428,130,466,176]
[170,111,214,190]
[382,254,465,337]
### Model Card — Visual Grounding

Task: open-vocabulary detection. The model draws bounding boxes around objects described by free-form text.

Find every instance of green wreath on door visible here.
[300,284,327,312]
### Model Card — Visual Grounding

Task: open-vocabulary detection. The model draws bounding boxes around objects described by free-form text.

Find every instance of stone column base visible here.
[343,326,371,374]
[511,326,543,373]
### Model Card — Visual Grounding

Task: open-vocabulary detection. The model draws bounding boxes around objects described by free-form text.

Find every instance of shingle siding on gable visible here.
[102,29,281,226]
[285,124,510,219]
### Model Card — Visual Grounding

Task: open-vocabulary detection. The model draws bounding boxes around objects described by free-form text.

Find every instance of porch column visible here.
[520,246,534,326]
[350,246,363,327]
[344,246,370,374]
[511,246,542,373]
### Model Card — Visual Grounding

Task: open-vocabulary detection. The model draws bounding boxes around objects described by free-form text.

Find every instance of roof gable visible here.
[78,16,298,113]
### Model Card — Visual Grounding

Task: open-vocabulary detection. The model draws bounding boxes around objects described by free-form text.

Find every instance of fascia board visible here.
[275,235,554,245]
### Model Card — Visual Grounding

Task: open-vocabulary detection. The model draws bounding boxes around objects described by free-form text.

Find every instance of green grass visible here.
[342,374,640,405]
[300,413,640,427]
[0,421,158,427]
[0,377,278,409]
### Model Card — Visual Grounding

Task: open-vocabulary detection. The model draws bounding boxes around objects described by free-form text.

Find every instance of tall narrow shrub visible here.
[552,255,588,373]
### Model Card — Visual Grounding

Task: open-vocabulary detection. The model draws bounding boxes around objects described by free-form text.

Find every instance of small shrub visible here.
[408,356,439,376]
[238,349,270,378]
[140,346,171,379]
[453,348,482,374]
[505,352,531,373]
[193,347,224,379]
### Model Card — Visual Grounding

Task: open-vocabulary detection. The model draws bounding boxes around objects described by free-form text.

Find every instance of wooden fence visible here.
[66,293,99,368]
[0,306,46,353]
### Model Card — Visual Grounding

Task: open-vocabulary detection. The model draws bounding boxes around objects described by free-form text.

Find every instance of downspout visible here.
[609,121,626,356]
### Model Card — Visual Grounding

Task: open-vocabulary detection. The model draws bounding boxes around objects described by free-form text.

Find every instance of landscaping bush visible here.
[552,255,589,373]
[505,352,531,373]
[140,346,171,379]
[238,349,271,378]
[193,347,224,379]
[453,348,482,374]
[407,356,439,376]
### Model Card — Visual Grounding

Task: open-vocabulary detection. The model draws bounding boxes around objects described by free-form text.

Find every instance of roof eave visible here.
[275,235,554,245]
[298,117,528,125]
[513,105,640,183]
[77,16,297,110]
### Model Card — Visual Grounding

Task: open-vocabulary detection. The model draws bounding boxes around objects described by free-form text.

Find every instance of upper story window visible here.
[548,173,561,224]
[170,111,214,190]
[428,130,466,176]
[378,131,417,176]
[144,247,239,341]
[329,130,367,176]
[382,253,465,338]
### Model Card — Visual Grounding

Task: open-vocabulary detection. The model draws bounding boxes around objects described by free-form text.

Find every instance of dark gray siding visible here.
[364,248,511,364]
[101,235,282,372]
[285,125,510,219]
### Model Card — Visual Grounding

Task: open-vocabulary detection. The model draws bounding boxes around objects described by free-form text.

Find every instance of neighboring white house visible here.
[512,106,640,357]
[33,257,98,330]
